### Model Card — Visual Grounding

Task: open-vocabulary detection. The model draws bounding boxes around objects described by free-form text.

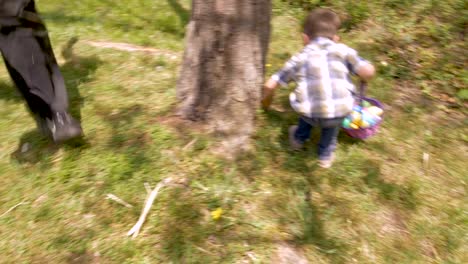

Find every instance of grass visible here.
[0,0,467,263]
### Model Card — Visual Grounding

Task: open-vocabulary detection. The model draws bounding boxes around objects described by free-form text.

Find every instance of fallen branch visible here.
[0,200,28,218]
[106,194,133,208]
[195,246,216,256]
[182,138,198,151]
[127,177,172,238]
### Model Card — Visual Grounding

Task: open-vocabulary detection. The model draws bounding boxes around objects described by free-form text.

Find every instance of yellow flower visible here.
[211,208,223,221]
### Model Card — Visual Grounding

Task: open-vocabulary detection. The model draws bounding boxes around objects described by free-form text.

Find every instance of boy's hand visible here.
[261,78,279,110]
[357,64,376,81]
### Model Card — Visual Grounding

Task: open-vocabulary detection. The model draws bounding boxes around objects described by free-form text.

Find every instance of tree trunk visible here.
[176,0,271,154]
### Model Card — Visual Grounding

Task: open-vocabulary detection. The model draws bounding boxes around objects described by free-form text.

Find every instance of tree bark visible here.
[176,0,271,154]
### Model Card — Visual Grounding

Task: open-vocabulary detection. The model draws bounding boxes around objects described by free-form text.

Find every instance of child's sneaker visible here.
[288,125,304,151]
[318,153,336,168]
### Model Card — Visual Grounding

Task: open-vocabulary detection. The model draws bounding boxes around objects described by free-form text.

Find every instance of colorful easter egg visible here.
[362,101,372,108]
[361,112,375,125]
[351,111,361,122]
[367,106,383,116]
[353,105,362,112]
[360,120,370,128]
[350,123,359,129]
[342,118,351,128]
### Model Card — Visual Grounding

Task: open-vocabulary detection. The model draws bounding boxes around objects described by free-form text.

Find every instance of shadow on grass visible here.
[60,37,102,123]
[167,0,190,26]
[10,131,59,168]
[295,191,348,262]
[253,113,350,262]
[158,187,207,263]
[158,186,289,262]
[285,163,349,262]
[0,80,21,102]
[94,104,154,182]
[44,1,188,38]
[361,158,419,210]
[93,0,188,37]
[10,37,101,166]
[259,171,349,263]
[41,11,96,25]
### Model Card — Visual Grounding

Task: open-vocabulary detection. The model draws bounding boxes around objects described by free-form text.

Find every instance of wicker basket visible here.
[343,96,384,139]
[342,81,383,139]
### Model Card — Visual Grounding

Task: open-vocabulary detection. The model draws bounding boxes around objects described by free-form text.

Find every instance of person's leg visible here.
[1,26,81,142]
[2,56,53,135]
[289,117,313,150]
[295,118,313,143]
[3,55,51,118]
[318,126,339,158]
[317,126,340,168]
[1,28,57,111]
[34,27,70,113]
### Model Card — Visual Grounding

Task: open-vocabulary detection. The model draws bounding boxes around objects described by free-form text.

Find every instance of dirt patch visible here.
[425,108,466,126]
[391,81,466,124]
[274,243,309,264]
[390,81,429,110]
[376,208,409,238]
[419,239,440,260]
[83,40,180,59]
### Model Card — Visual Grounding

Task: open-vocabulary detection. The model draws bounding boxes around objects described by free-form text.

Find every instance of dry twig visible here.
[106,194,133,208]
[182,138,198,151]
[0,200,28,218]
[127,177,172,238]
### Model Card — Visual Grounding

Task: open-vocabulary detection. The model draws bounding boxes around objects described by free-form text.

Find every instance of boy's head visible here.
[303,8,341,41]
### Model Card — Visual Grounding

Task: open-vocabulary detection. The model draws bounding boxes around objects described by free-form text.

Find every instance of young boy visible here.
[262,8,375,168]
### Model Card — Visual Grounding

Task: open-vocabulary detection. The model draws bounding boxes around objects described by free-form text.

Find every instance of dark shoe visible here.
[288,125,304,151]
[37,112,83,143]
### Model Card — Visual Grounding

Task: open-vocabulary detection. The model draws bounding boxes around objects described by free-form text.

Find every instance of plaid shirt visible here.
[272,37,370,118]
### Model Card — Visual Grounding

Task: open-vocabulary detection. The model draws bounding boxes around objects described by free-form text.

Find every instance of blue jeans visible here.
[294,116,344,160]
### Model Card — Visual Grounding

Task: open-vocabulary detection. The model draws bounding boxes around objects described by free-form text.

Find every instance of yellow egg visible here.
[350,123,359,129]
[351,112,362,121]
[361,121,370,128]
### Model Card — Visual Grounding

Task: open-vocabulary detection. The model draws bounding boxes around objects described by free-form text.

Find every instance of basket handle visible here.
[358,81,368,105]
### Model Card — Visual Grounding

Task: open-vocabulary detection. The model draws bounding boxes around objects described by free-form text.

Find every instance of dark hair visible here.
[303,8,341,39]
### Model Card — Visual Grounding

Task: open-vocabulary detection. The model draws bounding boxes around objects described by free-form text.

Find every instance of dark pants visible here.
[0,3,68,119]
[294,116,344,160]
